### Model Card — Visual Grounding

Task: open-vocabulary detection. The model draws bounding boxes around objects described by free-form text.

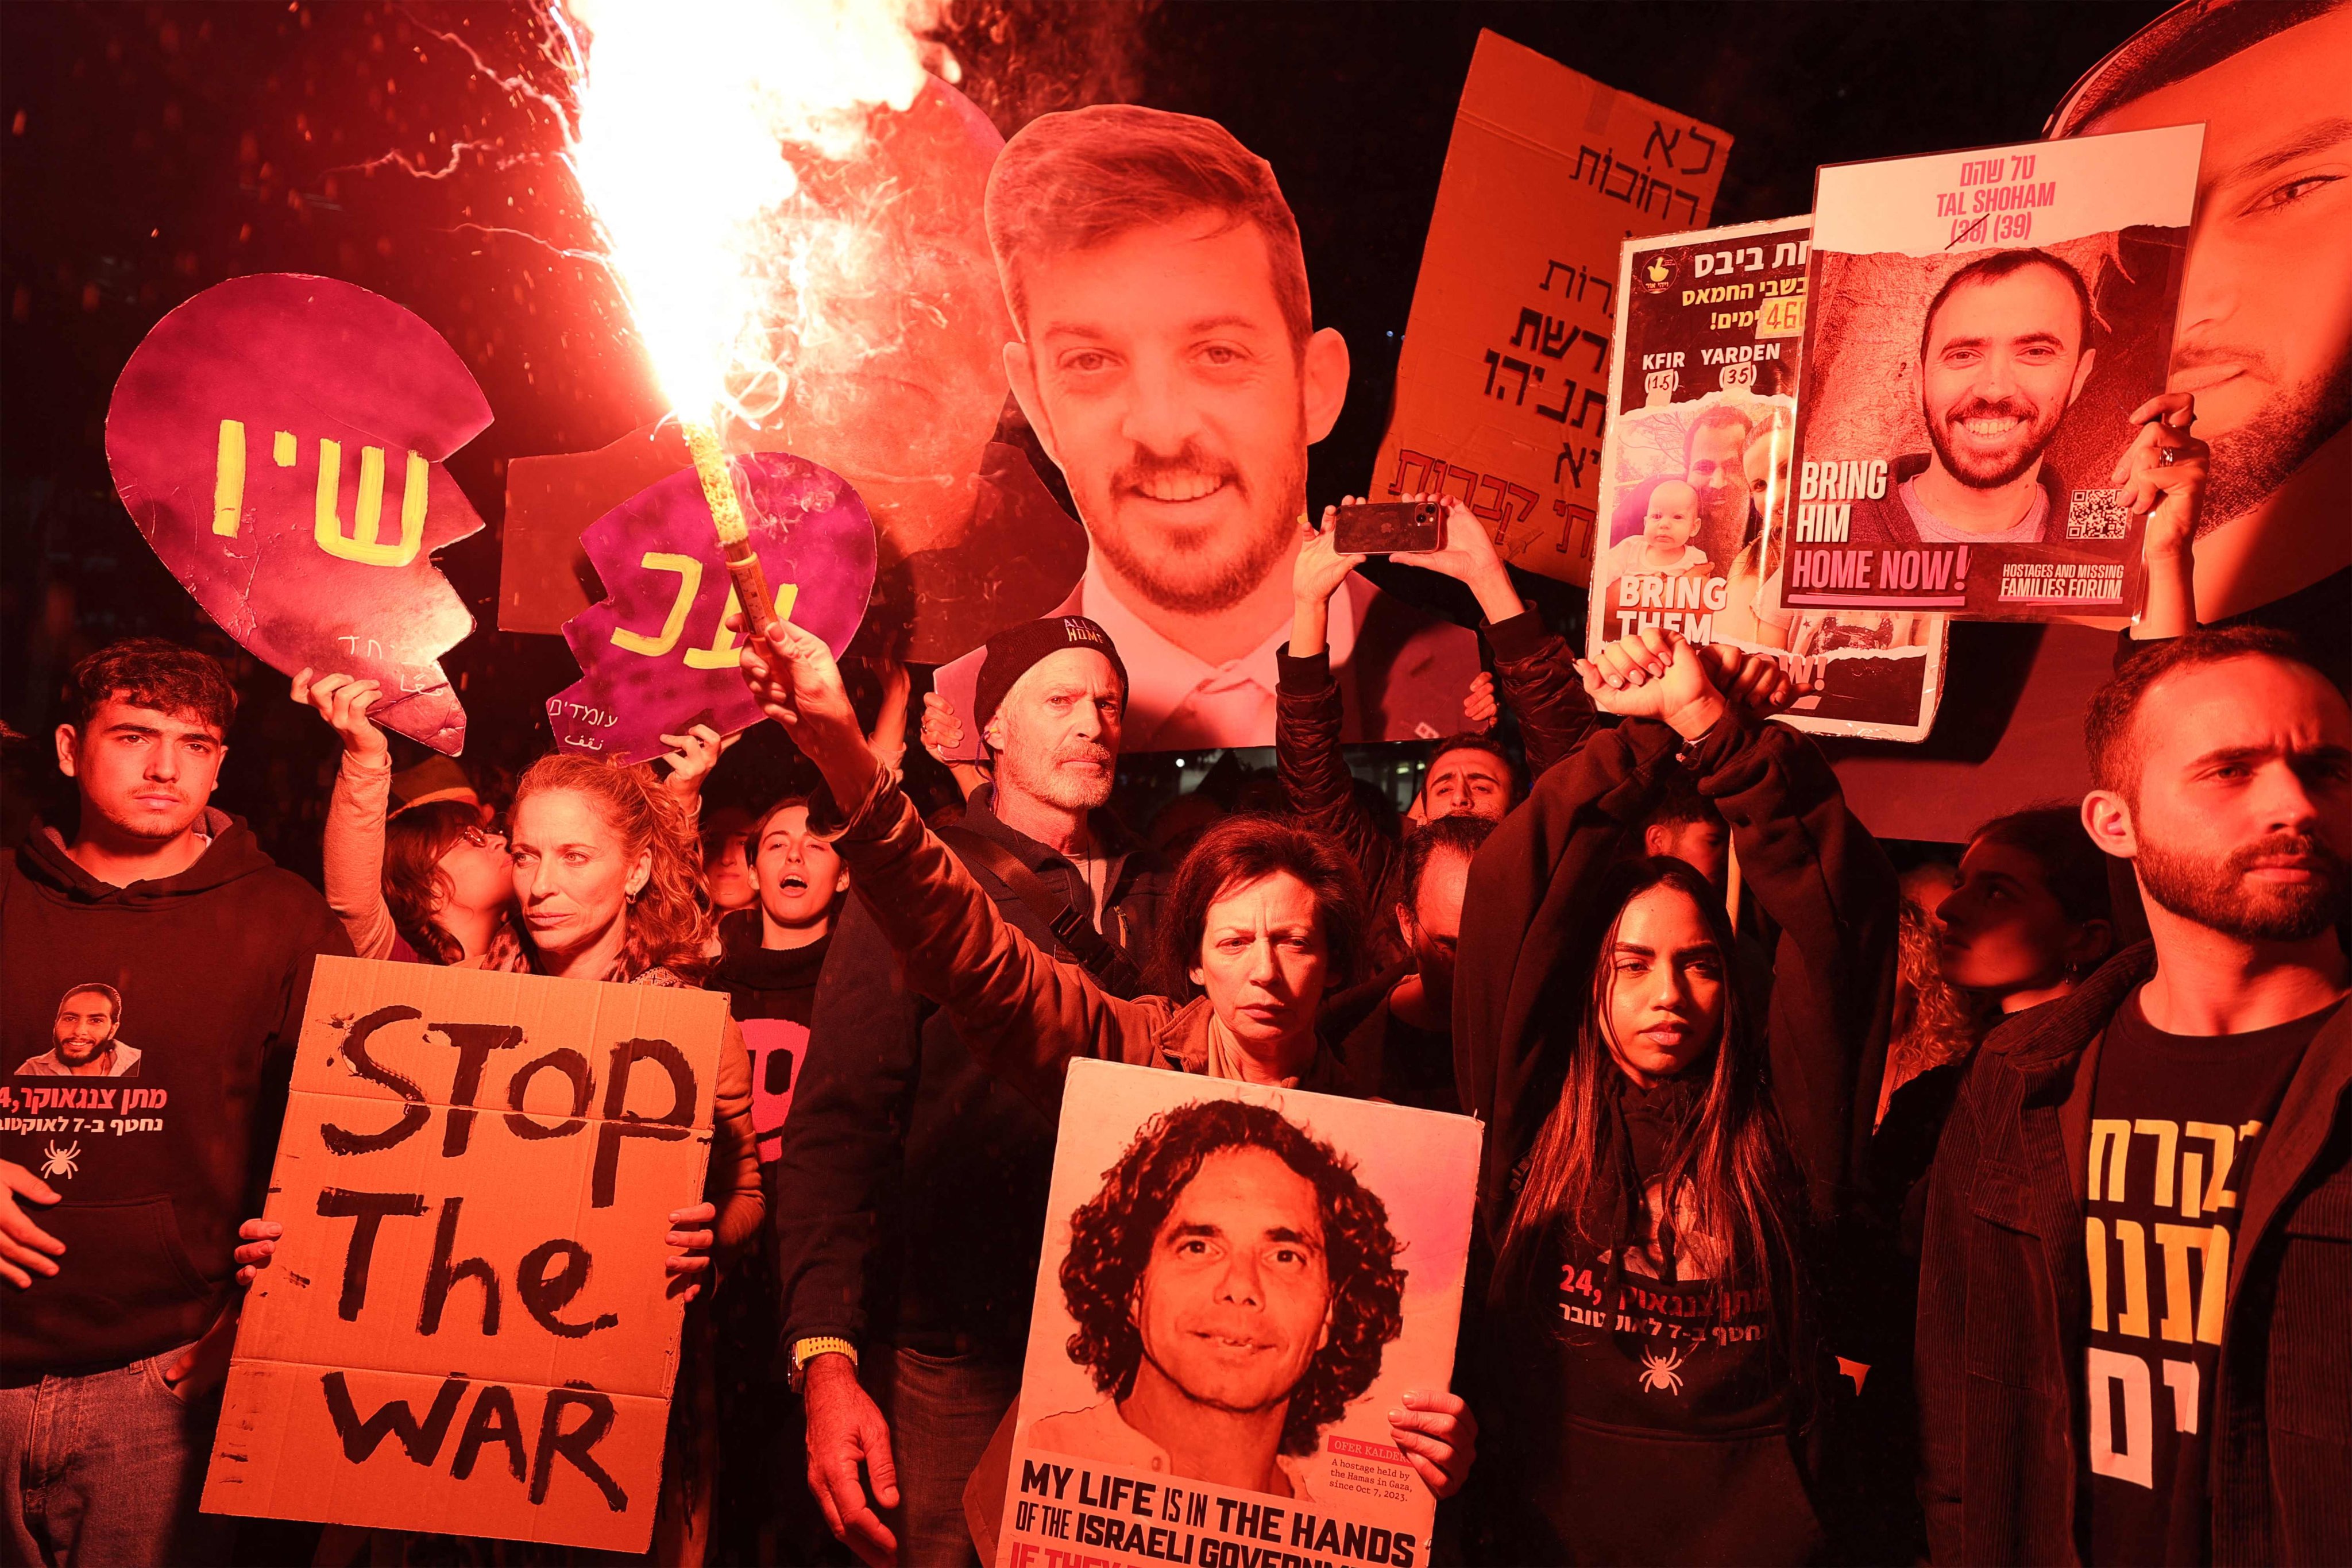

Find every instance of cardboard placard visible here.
[1586,218,1949,742]
[1778,126,2200,622]
[548,451,875,766]
[994,1061,1481,1568]
[1372,31,1731,584]
[105,274,489,755]
[201,957,728,1554]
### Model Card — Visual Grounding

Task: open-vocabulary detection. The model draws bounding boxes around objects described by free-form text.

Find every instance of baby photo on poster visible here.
[1783,124,2201,621]
[1586,215,1949,743]
[996,1061,1480,1568]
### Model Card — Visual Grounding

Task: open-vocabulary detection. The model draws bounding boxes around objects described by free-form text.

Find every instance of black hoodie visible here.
[0,810,348,1376]
[1454,715,1899,1565]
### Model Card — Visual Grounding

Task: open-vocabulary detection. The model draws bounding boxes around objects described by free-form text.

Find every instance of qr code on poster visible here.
[2066,489,2130,540]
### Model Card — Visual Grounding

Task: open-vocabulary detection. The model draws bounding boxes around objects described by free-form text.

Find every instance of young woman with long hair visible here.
[1455,626,1899,1566]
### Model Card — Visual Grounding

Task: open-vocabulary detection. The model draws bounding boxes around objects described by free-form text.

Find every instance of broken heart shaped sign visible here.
[105,274,489,753]
[549,451,875,765]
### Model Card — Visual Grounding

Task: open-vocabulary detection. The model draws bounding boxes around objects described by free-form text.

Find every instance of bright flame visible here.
[559,0,955,428]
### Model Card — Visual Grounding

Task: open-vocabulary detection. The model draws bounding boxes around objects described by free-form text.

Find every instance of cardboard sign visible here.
[1372,31,1730,584]
[1778,126,2200,622]
[105,274,489,755]
[548,451,875,765]
[201,957,728,1553]
[1586,218,1949,742]
[994,1061,1481,1568]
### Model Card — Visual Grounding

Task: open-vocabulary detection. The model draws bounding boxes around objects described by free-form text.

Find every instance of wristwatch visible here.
[789,1336,858,1393]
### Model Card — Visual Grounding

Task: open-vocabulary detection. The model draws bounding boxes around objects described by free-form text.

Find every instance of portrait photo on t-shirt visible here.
[12,982,143,1079]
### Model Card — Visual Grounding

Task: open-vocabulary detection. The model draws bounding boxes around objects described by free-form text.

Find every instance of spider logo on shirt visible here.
[38,1140,80,1180]
[1637,1342,1687,1396]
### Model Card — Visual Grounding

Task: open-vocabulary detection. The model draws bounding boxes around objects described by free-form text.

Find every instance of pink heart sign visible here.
[549,451,876,764]
[104,273,489,754]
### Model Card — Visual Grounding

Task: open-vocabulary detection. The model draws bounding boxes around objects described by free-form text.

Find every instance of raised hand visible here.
[2113,391,2208,638]
[1711,645,1801,715]
[918,691,965,763]
[1295,507,1369,608]
[736,612,872,801]
[658,723,739,801]
[2112,391,2210,559]
[1576,625,1727,736]
[1391,492,1523,623]
[291,668,388,760]
[1292,507,1370,659]
[1462,670,1499,731]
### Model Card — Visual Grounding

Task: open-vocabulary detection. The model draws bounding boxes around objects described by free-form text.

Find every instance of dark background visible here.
[0,0,2172,866]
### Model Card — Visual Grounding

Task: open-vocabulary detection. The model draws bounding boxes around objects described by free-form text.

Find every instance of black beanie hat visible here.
[972,616,1129,737]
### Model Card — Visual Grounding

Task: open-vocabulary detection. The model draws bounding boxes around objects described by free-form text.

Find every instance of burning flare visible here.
[558,0,956,625]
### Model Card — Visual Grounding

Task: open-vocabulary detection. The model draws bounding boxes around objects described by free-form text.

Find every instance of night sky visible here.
[0,0,2172,863]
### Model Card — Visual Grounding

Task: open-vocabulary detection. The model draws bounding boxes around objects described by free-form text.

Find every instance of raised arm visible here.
[2115,391,2208,640]
[1484,608,1596,783]
[739,615,1168,1116]
[293,669,400,961]
[1453,716,1683,1235]
[1684,686,1899,1215]
[1583,626,1897,1214]
[1276,512,1397,890]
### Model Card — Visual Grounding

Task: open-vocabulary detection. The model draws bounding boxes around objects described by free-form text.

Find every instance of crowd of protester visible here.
[4,376,2350,1568]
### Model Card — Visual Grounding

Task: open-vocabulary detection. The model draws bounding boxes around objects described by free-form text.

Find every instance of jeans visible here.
[867,1345,1021,1568]
[0,1345,229,1568]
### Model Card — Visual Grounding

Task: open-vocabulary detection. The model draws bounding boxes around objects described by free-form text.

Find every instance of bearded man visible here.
[773,616,1168,1568]
[934,105,1478,753]
[1916,626,2352,1563]
[1851,249,2098,554]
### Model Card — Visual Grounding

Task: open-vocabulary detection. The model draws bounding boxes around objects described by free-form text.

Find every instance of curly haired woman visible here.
[265,680,761,1567]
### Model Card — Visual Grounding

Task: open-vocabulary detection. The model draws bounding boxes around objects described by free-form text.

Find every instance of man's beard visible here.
[1924,393,2066,489]
[2137,831,2351,943]
[1087,438,1301,618]
[1000,738,1115,813]
[55,1038,106,1065]
[2192,352,2352,533]
[1693,484,1746,534]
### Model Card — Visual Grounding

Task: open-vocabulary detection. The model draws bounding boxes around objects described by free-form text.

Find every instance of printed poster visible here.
[1586,217,1948,742]
[1779,125,2202,621]
[995,1060,1481,1568]
[1372,29,1731,584]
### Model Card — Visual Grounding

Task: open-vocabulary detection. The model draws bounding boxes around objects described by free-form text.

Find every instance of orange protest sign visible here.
[200,957,727,1554]
[1372,31,1731,584]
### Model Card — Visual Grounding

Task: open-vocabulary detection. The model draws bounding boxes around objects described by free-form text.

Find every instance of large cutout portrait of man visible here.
[2050,0,2352,624]
[1849,249,2098,551]
[16,983,141,1078]
[1026,1097,1405,1498]
[965,105,1479,752]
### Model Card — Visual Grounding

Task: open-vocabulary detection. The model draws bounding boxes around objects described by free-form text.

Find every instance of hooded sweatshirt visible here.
[0,810,349,1376]
[1454,713,1899,1565]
